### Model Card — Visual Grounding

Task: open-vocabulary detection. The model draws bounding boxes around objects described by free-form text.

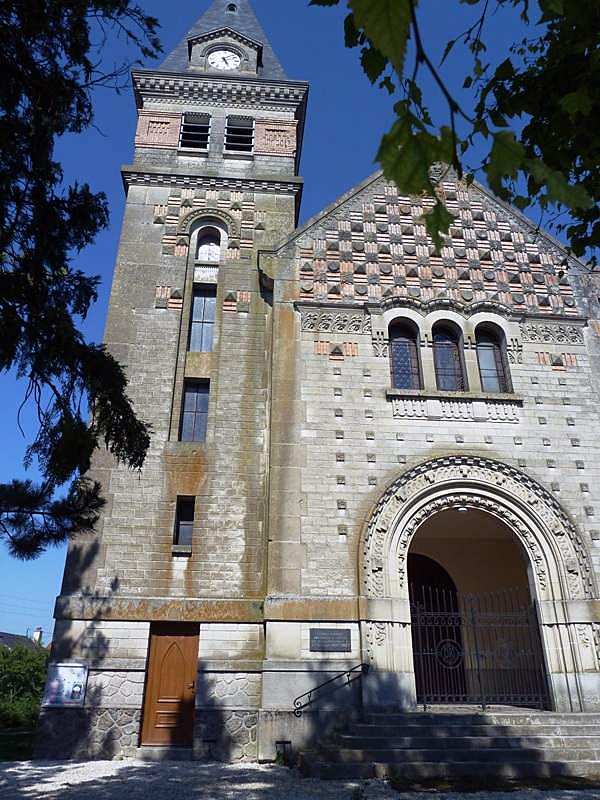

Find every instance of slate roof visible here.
[160,0,288,80]
[0,631,39,651]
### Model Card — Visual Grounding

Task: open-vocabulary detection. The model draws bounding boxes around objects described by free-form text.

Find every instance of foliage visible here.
[310,0,599,263]
[0,1,161,558]
[0,645,48,729]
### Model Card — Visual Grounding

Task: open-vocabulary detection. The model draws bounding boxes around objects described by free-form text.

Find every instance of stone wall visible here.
[36,708,141,760]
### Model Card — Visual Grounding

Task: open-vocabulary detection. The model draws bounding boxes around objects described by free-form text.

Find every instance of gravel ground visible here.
[2,761,600,800]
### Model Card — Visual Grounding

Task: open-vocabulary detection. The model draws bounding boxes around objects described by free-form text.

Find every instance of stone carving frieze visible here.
[362,455,594,603]
[520,322,585,344]
[300,309,371,334]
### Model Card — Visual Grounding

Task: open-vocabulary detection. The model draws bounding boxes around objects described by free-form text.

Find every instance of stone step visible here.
[320,744,600,765]
[349,722,600,738]
[303,758,600,781]
[362,712,600,726]
[298,752,374,780]
[136,746,193,761]
[334,733,600,751]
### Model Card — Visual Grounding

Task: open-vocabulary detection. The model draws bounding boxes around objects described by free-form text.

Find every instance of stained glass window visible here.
[476,327,512,393]
[433,326,466,391]
[389,322,422,389]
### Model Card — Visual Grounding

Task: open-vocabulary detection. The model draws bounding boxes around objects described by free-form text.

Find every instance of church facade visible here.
[38,0,600,763]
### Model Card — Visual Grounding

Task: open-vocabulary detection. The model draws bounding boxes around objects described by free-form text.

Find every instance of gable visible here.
[279,173,579,317]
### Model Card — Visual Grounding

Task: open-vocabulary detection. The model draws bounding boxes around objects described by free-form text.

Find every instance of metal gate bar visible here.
[410,585,549,710]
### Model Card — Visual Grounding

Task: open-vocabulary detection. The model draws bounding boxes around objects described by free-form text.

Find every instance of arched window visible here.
[476,324,512,393]
[433,323,467,391]
[196,227,222,263]
[389,320,422,389]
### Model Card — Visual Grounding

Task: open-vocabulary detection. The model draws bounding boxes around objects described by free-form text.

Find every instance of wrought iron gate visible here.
[410,586,549,709]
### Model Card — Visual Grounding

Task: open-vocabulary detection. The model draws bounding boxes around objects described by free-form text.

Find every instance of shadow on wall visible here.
[33,544,130,761]
[193,663,254,762]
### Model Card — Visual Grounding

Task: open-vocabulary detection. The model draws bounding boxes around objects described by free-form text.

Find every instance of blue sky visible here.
[0,0,531,642]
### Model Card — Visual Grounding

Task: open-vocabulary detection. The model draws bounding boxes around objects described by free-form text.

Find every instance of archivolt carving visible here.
[177,208,240,239]
[362,455,594,602]
[380,295,516,319]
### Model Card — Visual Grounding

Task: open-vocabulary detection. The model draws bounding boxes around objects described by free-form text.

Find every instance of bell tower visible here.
[41,0,309,762]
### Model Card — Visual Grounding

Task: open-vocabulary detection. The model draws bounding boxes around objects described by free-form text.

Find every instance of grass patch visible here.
[0,731,34,762]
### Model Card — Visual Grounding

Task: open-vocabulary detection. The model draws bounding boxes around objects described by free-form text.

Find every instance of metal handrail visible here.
[292,663,370,717]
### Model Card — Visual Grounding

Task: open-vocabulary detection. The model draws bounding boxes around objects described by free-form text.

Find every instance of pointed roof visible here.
[160,0,287,80]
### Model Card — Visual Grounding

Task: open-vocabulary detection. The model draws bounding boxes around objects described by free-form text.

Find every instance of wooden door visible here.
[141,623,199,746]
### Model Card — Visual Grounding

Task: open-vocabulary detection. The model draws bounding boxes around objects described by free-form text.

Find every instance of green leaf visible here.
[440,37,457,66]
[539,0,564,17]
[526,159,593,211]
[560,90,593,118]
[376,111,434,195]
[488,108,509,127]
[494,58,515,82]
[379,76,396,94]
[424,200,455,253]
[344,13,361,48]
[485,131,526,193]
[361,45,387,83]
[349,0,413,75]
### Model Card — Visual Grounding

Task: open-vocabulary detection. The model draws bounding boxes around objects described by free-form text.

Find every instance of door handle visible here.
[186,681,196,691]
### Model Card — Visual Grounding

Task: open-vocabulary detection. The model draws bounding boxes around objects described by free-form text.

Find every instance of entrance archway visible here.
[408,510,548,708]
[360,456,599,713]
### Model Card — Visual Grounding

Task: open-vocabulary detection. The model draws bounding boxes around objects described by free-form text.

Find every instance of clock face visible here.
[207,50,242,71]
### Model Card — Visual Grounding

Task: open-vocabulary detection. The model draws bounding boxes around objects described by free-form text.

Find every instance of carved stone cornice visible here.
[122,165,303,196]
[132,71,309,114]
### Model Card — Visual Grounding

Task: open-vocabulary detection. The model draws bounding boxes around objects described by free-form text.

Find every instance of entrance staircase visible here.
[299,708,600,781]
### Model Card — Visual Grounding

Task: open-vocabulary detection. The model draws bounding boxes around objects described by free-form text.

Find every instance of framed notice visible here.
[309,628,352,653]
[42,663,89,707]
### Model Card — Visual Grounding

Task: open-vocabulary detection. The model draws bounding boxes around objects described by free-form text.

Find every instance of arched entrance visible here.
[360,456,599,713]
[408,510,548,708]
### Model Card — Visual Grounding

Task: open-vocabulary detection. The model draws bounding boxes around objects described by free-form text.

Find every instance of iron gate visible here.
[410,586,549,709]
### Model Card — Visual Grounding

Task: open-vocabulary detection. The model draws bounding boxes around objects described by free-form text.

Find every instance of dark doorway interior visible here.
[408,553,467,704]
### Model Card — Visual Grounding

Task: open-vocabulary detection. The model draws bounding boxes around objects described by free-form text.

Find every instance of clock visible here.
[207,50,242,71]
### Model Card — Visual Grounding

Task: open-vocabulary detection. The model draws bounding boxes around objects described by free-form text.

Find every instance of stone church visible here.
[38,0,600,773]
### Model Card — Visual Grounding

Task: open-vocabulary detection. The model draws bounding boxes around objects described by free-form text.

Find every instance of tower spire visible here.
[160,0,287,80]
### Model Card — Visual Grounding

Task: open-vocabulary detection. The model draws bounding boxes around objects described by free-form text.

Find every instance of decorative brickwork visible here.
[135,111,181,149]
[290,175,578,315]
[255,120,297,156]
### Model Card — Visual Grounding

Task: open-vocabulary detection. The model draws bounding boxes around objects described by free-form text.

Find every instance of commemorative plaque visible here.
[309,628,352,653]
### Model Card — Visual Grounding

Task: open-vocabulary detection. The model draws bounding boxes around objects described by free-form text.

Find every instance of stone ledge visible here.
[386,388,524,403]
[387,388,524,423]
[54,596,264,623]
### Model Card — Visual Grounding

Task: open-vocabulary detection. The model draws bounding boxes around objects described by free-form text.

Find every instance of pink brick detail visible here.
[254,120,297,157]
[135,112,181,149]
